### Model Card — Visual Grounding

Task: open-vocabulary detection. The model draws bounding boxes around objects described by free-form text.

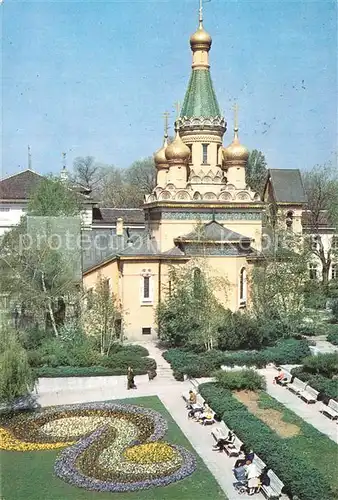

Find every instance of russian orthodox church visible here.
[83,8,309,340]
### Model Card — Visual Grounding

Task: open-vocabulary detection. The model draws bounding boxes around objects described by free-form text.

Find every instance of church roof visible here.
[180,69,221,118]
[118,234,159,256]
[264,169,307,203]
[0,169,44,200]
[176,221,251,243]
[92,207,145,225]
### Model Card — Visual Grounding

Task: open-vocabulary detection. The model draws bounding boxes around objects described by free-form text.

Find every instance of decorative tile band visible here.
[161,211,262,221]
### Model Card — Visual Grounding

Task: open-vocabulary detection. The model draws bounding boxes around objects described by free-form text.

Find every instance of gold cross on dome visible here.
[233,102,239,130]
[163,111,170,136]
[174,101,181,120]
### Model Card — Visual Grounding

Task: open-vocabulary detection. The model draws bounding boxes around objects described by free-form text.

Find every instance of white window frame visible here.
[140,269,154,305]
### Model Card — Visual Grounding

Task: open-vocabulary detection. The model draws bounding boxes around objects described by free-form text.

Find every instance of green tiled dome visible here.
[180,69,221,118]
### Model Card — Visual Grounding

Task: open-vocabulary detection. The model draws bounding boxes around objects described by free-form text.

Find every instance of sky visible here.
[1,0,337,178]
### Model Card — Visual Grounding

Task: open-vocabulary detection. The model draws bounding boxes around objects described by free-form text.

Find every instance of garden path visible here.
[259,366,338,443]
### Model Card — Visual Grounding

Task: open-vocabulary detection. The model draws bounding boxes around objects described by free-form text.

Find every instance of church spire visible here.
[180,0,222,122]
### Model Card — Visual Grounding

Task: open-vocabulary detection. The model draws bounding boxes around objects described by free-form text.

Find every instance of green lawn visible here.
[257,392,338,494]
[1,396,226,500]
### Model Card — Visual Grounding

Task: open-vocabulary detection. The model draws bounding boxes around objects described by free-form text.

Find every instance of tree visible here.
[73,156,104,191]
[246,149,268,195]
[81,275,122,355]
[100,166,141,208]
[124,157,156,194]
[27,176,83,216]
[100,157,156,208]
[157,259,229,351]
[302,163,338,286]
[0,328,36,402]
[0,177,83,336]
[251,230,312,335]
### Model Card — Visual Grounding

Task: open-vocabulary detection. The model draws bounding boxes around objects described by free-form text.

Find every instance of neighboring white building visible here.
[0,169,95,236]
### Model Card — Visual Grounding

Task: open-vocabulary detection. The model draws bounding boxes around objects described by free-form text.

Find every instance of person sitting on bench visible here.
[234,446,254,467]
[273,368,287,385]
[246,461,260,496]
[186,390,197,409]
[212,430,235,452]
[196,402,213,424]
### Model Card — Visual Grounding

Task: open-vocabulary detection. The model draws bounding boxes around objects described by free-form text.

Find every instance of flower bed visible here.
[0,402,196,493]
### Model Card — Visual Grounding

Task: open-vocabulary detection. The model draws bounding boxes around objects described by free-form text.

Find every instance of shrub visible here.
[327,331,338,345]
[218,311,264,351]
[214,369,266,391]
[199,382,333,500]
[0,330,36,401]
[163,340,311,378]
[27,350,44,368]
[331,299,338,323]
[18,327,51,350]
[109,344,149,357]
[302,352,338,378]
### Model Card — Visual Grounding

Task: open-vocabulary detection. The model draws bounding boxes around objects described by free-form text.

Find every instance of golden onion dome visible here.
[165,130,190,164]
[190,21,212,52]
[154,135,169,170]
[223,128,249,165]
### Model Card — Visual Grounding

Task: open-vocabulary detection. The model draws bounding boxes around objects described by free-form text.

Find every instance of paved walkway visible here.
[259,366,338,443]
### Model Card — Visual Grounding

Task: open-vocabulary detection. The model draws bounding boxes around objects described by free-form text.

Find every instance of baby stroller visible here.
[233,466,248,495]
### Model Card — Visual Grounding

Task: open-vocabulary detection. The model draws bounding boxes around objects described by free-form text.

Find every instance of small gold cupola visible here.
[223,103,249,168]
[165,130,190,164]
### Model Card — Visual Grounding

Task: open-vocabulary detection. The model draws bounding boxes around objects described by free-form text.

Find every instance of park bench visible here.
[253,454,266,473]
[261,469,284,499]
[211,424,230,442]
[211,425,241,455]
[224,434,243,457]
[299,385,319,404]
[287,377,307,395]
[320,399,338,420]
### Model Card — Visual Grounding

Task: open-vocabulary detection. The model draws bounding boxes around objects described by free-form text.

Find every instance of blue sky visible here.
[1,0,337,178]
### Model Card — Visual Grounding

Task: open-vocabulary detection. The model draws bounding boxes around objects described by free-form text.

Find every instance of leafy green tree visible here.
[251,230,312,335]
[82,275,122,356]
[302,163,338,286]
[246,149,268,195]
[0,328,36,401]
[157,260,228,351]
[27,176,82,216]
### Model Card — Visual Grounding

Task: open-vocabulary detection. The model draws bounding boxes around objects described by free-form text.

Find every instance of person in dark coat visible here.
[127,366,136,389]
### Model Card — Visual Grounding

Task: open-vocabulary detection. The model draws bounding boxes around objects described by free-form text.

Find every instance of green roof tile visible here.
[180,69,221,118]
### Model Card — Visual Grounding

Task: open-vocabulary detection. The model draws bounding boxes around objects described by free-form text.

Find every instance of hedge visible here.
[199,383,334,500]
[163,339,311,378]
[327,331,338,346]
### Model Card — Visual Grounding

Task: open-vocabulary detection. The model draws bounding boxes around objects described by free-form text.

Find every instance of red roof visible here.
[0,170,43,200]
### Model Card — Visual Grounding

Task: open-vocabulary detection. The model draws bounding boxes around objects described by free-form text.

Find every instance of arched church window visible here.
[202,144,209,164]
[140,269,153,304]
[239,267,247,307]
